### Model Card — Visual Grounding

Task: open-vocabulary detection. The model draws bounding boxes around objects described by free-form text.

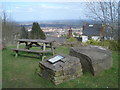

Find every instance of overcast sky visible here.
[1,1,89,21]
[1,0,118,22]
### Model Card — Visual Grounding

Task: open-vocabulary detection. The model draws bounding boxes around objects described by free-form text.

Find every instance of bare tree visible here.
[2,9,21,46]
[118,1,120,40]
[2,10,8,25]
[84,0,118,40]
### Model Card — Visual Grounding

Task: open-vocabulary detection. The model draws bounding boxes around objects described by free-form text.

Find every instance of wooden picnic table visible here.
[16,39,54,50]
[12,39,55,60]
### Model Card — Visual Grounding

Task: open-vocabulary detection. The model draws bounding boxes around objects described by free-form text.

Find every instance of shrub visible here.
[100,40,109,46]
[86,39,119,51]
[86,39,100,45]
[67,37,77,42]
[100,40,120,51]
[109,40,119,51]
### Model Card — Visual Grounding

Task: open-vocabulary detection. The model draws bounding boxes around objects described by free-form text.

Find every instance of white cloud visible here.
[27,7,34,12]
[37,3,76,10]
[6,10,13,13]
[15,6,20,9]
[40,4,63,9]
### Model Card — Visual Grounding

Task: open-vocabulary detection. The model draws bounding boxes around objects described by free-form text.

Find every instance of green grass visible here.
[2,46,119,88]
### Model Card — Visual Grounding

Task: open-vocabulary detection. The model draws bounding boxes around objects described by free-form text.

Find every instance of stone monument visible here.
[39,55,83,85]
[70,45,113,75]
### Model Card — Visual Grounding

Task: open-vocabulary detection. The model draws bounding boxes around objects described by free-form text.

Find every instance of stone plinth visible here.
[39,55,83,85]
[69,45,113,76]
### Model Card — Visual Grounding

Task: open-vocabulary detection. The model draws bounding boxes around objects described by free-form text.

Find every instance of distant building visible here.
[68,27,73,38]
[82,24,104,42]
[46,36,67,43]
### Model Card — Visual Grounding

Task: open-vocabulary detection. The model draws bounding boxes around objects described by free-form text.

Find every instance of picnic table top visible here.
[16,39,54,43]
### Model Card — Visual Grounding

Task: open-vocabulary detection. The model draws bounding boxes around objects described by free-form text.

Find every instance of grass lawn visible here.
[2,46,119,88]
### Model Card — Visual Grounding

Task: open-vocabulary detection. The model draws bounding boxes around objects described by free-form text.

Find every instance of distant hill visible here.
[17,19,102,28]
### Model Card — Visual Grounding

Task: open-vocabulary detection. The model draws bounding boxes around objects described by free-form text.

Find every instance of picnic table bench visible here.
[12,39,55,60]
[12,48,51,60]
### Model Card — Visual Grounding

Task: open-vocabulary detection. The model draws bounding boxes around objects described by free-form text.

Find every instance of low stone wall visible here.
[69,45,113,76]
[39,55,83,85]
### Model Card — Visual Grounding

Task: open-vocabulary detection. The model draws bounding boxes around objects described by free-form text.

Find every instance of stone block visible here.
[39,55,83,85]
[69,45,113,75]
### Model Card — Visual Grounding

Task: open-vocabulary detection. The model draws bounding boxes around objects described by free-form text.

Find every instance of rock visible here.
[39,55,83,85]
[61,41,87,47]
[69,45,113,76]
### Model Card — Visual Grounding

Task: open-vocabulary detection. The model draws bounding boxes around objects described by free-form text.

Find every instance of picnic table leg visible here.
[17,42,20,49]
[25,42,28,49]
[15,51,18,57]
[41,56,44,61]
[25,42,31,49]
[43,43,46,51]
[50,43,54,55]
[41,53,46,61]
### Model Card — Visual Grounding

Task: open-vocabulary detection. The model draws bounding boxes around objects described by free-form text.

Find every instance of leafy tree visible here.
[20,26,28,39]
[31,22,46,39]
